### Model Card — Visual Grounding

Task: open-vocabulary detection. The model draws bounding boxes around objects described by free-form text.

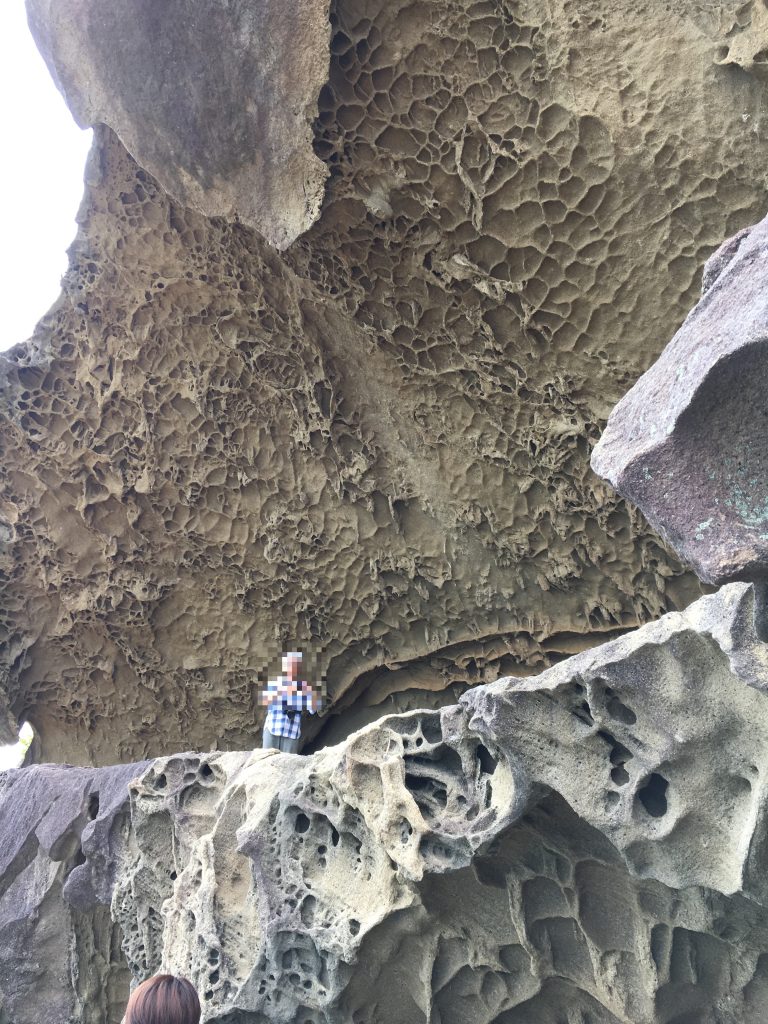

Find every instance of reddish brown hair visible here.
[124,975,201,1024]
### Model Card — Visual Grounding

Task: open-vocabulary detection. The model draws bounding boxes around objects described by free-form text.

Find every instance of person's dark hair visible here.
[124,974,201,1024]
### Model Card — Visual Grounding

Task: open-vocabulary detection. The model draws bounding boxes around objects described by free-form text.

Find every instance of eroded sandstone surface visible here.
[2,585,768,1023]
[5,0,768,764]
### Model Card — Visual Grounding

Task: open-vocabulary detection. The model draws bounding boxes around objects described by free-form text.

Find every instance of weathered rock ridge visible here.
[3,584,768,1023]
[5,0,768,764]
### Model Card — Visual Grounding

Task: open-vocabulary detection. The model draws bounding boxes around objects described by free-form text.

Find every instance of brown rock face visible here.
[3,0,767,764]
[26,0,331,250]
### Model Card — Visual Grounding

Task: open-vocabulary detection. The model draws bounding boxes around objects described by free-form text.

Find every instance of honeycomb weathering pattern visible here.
[3,585,768,1022]
[3,0,768,762]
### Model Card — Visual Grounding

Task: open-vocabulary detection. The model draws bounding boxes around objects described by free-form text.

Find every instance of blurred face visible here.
[284,654,302,679]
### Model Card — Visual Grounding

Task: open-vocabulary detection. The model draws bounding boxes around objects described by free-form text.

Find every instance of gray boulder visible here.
[591,214,768,585]
[0,760,147,1024]
[464,581,768,901]
[25,0,330,250]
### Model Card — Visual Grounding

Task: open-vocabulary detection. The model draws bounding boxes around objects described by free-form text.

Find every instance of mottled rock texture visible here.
[0,760,147,1024]
[3,585,768,1023]
[715,0,768,76]
[5,0,768,763]
[25,0,331,250]
[592,211,768,586]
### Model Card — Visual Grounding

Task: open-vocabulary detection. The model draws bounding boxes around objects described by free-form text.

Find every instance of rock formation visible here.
[4,583,768,1023]
[5,0,768,764]
[592,212,768,586]
[4,0,768,1021]
[26,0,331,251]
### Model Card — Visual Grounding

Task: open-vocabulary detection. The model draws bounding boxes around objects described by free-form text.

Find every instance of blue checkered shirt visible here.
[264,677,320,739]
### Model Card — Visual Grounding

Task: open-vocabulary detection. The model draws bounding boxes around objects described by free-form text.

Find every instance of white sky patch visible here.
[0,2,92,352]
[0,721,34,771]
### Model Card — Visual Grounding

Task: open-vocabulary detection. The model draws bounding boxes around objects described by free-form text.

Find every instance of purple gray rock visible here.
[25,0,330,250]
[591,214,768,585]
[0,760,147,1024]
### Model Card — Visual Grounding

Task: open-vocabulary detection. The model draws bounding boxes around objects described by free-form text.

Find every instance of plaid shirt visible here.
[264,677,320,739]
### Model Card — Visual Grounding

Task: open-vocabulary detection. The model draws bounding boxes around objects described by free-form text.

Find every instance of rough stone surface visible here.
[4,584,768,1023]
[8,0,768,764]
[0,760,147,1024]
[25,0,331,250]
[715,0,768,76]
[465,582,768,899]
[592,211,768,586]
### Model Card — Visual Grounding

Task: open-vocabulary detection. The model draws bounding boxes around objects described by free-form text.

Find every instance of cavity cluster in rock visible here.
[3,0,768,1022]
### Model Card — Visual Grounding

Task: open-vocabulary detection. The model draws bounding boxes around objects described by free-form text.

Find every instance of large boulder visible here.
[3,584,768,1023]
[592,213,768,585]
[465,581,768,899]
[25,0,331,251]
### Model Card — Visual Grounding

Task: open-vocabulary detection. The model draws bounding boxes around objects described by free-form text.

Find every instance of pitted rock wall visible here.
[2,585,768,1023]
[3,0,768,762]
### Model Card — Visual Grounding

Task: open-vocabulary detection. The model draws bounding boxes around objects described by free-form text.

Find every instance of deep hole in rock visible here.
[484,782,494,809]
[404,772,449,817]
[408,745,463,774]
[87,792,100,820]
[636,773,669,818]
[65,845,87,879]
[477,743,498,775]
[574,700,595,726]
[421,716,443,744]
[295,813,311,834]
[597,730,633,782]
[605,695,637,725]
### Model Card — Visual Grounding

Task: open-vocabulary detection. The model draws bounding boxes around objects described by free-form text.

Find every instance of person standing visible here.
[259,650,321,754]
